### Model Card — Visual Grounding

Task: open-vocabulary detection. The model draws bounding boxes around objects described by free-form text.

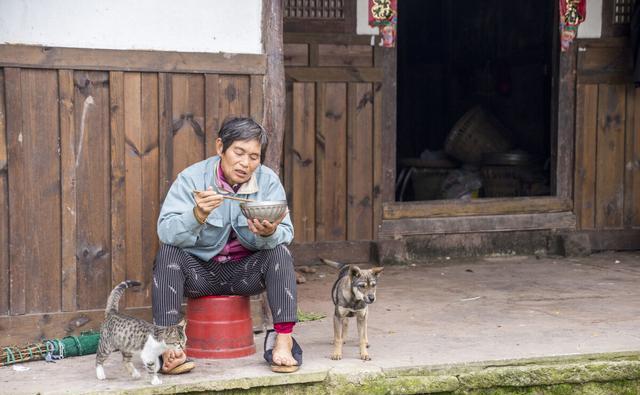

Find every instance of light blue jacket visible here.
[157,156,294,261]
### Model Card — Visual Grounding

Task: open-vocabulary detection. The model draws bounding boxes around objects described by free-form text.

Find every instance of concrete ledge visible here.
[85,352,640,394]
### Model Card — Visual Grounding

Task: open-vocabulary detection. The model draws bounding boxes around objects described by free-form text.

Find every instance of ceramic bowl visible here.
[240,200,288,222]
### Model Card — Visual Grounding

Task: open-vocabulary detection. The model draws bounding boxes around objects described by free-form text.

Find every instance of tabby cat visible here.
[96,280,187,385]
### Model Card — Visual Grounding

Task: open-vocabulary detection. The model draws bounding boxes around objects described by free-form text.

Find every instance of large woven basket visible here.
[444,106,512,164]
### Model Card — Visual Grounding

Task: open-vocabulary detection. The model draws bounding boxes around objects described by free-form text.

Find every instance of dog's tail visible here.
[320,258,345,270]
[105,280,141,316]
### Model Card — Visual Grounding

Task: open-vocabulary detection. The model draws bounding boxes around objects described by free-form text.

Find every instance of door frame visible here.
[380,3,577,237]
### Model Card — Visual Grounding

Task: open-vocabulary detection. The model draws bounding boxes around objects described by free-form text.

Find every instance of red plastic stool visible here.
[186,295,256,359]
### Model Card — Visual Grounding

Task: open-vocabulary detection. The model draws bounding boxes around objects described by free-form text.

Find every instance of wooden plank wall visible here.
[574,39,640,230]
[0,63,262,344]
[283,34,383,244]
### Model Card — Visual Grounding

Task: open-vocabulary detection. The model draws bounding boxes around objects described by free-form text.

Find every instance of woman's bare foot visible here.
[272,333,297,366]
[161,349,187,372]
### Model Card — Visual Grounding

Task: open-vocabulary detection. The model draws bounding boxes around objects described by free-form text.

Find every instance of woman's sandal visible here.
[263,329,303,373]
[158,355,196,375]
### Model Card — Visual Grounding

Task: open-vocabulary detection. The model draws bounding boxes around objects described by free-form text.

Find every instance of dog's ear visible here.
[372,267,384,277]
[350,265,361,278]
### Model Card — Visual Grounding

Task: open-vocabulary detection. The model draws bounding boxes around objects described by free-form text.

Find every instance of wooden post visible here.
[262,0,285,175]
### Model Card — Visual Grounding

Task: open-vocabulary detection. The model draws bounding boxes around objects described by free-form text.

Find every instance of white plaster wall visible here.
[0,0,263,54]
[356,0,378,36]
[578,0,603,38]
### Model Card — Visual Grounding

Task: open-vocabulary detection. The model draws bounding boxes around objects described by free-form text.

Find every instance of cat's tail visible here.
[320,258,345,270]
[105,280,141,316]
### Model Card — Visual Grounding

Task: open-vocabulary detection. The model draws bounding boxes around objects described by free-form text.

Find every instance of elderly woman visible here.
[153,117,300,374]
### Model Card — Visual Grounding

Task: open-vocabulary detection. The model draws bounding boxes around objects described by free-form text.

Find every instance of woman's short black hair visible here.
[218,116,268,161]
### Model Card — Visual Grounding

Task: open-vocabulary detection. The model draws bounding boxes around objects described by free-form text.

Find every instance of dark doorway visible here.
[396,0,556,201]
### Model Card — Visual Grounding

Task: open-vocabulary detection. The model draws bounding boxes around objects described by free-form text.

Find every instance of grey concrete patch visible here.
[1,251,640,394]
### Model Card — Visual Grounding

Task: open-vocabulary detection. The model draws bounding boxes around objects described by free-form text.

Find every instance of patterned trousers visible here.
[152,243,297,326]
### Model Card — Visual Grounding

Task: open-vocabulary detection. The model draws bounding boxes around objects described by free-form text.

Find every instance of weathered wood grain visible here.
[372,81,383,239]
[4,67,25,315]
[284,44,309,67]
[379,47,396,203]
[0,307,152,345]
[74,71,110,310]
[205,74,220,158]
[290,82,316,242]
[250,75,265,125]
[574,84,598,229]
[158,73,173,202]
[347,83,373,240]
[171,74,206,182]
[59,69,77,312]
[263,0,286,174]
[379,212,577,239]
[556,45,577,199]
[289,240,373,265]
[384,197,572,220]
[0,44,266,75]
[0,69,8,315]
[123,72,144,309]
[286,67,383,82]
[140,73,159,307]
[624,85,640,227]
[318,44,373,67]
[315,83,347,240]
[109,71,126,298]
[595,84,626,229]
[284,33,372,46]
[19,69,62,313]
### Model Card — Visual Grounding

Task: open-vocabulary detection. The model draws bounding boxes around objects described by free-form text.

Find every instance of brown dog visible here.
[321,259,383,361]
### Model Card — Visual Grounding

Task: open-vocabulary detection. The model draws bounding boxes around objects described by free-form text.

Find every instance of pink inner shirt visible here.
[211,162,253,264]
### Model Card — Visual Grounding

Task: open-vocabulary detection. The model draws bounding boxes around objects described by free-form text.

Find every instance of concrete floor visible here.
[2,251,640,394]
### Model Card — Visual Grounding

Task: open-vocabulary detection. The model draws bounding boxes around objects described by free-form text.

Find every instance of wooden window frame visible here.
[602,0,635,37]
[284,0,357,34]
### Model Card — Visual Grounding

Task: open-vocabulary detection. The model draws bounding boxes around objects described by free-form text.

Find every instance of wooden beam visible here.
[379,212,577,239]
[284,33,373,46]
[556,44,577,200]
[262,0,286,174]
[377,47,397,204]
[286,67,383,82]
[577,39,633,84]
[0,44,267,75]
[384,197,573,220]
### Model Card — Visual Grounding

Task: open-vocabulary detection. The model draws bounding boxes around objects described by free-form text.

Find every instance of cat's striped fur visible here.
[96,280,186,385]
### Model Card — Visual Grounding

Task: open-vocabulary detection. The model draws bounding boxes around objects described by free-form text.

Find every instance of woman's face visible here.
[216,138,261,185]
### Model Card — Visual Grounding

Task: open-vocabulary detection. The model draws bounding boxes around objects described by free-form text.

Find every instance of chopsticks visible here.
[193,190,255,203]
[221,195,255,203]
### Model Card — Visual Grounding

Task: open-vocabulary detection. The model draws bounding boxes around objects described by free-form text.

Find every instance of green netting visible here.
[0,331,100,367]
[59,332,101,356]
